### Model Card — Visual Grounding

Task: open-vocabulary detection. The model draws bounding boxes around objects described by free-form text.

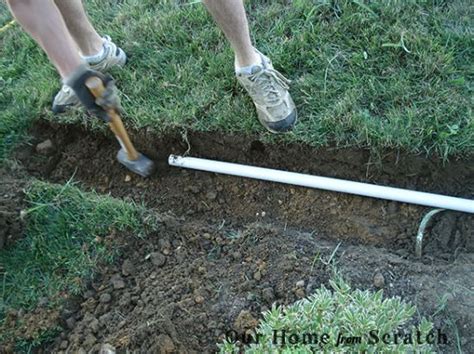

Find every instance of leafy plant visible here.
[219,275,435,353]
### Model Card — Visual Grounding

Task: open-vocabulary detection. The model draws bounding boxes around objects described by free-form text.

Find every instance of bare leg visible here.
[54,0,103,57]
[202,0,260,68]
[7,0,84,78]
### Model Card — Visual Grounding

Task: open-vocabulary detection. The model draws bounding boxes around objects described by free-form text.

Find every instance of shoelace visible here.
[249,68,291,107]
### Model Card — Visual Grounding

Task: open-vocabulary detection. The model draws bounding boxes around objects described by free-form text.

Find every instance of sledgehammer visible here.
[85,77,155,177]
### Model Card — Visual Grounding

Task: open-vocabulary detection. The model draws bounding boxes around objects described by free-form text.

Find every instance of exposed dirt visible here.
[1,121,473,353]
[0,167,27,251]
[47,221,474,353]
[19,121,474,254]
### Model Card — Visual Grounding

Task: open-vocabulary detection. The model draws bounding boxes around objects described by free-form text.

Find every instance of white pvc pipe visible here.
[168,155,474,214]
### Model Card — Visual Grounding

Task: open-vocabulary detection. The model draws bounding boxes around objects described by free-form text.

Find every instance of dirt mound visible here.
[45,221,474,353]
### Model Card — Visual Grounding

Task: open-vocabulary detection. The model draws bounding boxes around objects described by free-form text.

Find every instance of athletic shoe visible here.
[236,50,297,133]
[52,35,126,113]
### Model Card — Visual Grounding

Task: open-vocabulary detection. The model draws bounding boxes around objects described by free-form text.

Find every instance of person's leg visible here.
[50,0,126,112]
[202,0,297,133]
[54,0,103,57]
[7,0,83,78]
[6,0,119,125]
[202,0,260,68]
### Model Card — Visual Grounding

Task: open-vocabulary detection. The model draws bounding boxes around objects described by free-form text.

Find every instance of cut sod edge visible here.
[168,155,474,214]
[15,121,474,256]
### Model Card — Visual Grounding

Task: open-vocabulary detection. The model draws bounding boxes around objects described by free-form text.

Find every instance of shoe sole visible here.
[258,108,298,134]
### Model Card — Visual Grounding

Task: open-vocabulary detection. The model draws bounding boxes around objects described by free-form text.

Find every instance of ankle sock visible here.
[81,43,105,64]
[235,53,264,76]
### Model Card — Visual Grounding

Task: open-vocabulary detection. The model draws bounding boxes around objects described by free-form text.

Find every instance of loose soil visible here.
[2,121,473,353]
[0,166,27,251]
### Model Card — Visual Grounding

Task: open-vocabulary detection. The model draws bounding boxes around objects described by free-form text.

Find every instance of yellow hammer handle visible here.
[85,77,139,161]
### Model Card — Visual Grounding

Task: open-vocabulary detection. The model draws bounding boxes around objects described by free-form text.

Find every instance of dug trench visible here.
[1,120,473,353]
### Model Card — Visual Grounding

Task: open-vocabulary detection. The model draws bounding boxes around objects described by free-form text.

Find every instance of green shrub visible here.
[220,276,435,353]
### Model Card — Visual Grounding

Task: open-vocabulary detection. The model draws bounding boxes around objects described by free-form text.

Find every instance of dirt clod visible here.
[121,259,135,276]
[110,275,125,289]
[83,333,97,347]
[295,288,306,299]
[373,272,385,288]
[262,287,275,304]
[150,252,166,267]
[234,310,258,332]
[153,334,175,354]
[99,293,112,304]
[99,343,116,354]
[66,317,76,330]
[36,139,54,155]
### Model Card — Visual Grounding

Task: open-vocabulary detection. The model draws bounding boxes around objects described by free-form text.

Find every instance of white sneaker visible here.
[52,35,126,113]
[236,50,297,133]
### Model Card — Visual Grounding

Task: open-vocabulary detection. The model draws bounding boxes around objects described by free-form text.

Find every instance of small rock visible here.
[110,275,125,289]
[295,288,305,299]
[121,259,135,276]
[36,139,54,155]
[66,317,76,329]
[296,280,305,288]
[373,272,385,288]
[60,340,68,350]
[195,295,205,304]
[124,174,132,182]
[100,293,112,304]
[262,287,275,303]
[150,252,166,267]
[253,271,262,281]
[99,343,116,354]
[156,334,175,354]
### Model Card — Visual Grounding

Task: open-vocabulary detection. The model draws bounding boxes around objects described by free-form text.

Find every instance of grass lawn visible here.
[0,180,152,351]
[1,0,473,160]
